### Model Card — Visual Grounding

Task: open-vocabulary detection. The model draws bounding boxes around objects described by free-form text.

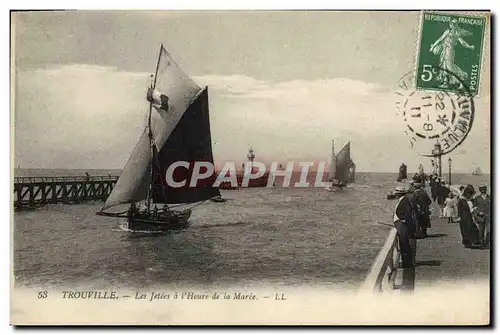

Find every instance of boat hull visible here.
[325,180,347,191]
[128,209,192,231]
[210,198,227,203]
[218,182,239,190]
[218,175,270,189]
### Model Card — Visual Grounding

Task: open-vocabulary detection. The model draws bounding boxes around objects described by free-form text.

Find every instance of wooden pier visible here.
[13,175,119,210]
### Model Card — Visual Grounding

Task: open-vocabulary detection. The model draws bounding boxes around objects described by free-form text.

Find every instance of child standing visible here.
[443,192,458,223]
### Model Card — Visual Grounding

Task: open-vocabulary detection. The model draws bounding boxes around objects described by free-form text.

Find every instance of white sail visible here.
[418,163,424,175]
[149,45,202,148]
[101,44,202,211]
[348,157,356,183]
[102,130,151,210]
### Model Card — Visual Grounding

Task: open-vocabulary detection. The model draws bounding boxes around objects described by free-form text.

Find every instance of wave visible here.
[111,220,255,236]
[111,222,168,235]
[194,221,254,229]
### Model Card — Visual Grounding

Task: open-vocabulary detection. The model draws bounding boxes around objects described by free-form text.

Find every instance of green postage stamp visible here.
[415,11,487,96]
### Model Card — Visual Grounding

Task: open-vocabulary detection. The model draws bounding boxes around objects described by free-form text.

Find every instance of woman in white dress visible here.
[443,192,458,223]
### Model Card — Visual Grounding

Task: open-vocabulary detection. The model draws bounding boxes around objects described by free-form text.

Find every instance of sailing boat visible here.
[418,164,424,175]
[397,163,407,182]
[327,140,356,190]
[472,167,483,176]
[97,44,220,231]
[387,163,410,199]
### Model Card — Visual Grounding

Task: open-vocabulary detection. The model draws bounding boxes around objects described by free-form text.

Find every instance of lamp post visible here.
[448,157,452,186]
[432,142,443,179]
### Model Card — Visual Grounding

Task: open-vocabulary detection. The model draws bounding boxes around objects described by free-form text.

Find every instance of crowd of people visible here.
[456,184,491,248]
[393,173,490,268]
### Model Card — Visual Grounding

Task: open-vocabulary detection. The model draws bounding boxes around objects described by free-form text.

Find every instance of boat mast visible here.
[146,44,164,212]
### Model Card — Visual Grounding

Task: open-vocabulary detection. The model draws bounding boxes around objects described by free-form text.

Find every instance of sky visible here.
[12,10,491,173]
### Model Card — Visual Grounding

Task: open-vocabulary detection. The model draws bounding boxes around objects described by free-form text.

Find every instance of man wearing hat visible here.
[430,176,438,202]
[459,186,465,197]
[413,182,432,238]
[393,187,417,268]
[474,185,491,247]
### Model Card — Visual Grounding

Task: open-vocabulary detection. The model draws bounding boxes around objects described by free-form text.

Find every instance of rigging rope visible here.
[187,200,208,210]
[152,142,168,202]
[160,200,207,209]
[167,199,209,210]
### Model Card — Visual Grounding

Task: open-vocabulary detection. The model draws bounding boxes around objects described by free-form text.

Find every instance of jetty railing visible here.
[360,227,401,293]
[13,175,119,210]
[14,175,118,184]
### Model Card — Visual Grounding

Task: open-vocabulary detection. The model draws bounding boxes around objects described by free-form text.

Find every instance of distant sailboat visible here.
[386,163,411,199]
[327,140,356,190]
[472,167,483,176]
[97,44,220,231]
[397,163,407,182]
[418,163,424,175]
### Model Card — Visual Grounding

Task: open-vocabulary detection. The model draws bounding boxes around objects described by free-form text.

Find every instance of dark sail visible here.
[335,142,352,184]
[397,163,407,181]
[152,87,221,204]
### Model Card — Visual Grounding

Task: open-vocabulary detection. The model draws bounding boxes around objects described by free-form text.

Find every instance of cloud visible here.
[14,64,490,173]
[194,75,271,95]
[14,64,151,169]
[195,74,401,137]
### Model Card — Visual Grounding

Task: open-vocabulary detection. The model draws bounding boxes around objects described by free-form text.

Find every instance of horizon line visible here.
[12,167,491,175]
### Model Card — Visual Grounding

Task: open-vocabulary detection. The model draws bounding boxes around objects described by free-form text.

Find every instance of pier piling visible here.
[13,175,118,210]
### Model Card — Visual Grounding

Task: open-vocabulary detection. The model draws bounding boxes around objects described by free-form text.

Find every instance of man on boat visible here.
[127,202,138,219]
[413,182,432,238]
[163,204,171,214]
[393,186,417,268]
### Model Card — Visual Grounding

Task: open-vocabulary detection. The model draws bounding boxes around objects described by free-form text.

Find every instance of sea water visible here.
[13,170,490,290]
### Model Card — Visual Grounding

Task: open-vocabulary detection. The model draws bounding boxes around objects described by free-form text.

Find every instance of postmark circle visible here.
[394,66,475,157]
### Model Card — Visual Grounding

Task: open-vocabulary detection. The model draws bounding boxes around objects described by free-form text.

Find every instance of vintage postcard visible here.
[10,10,491,325]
